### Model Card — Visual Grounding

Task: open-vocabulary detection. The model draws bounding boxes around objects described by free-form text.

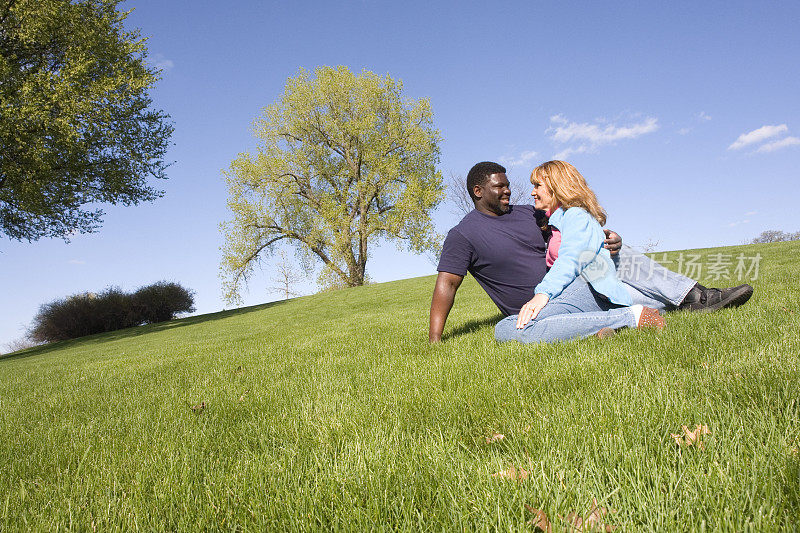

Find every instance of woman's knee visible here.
[494,315,519,342]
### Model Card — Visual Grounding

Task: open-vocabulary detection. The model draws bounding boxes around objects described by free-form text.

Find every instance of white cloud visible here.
[68,259,86,265]
[728,124,788,150]
[553,145,589,160]
[148,53,175,72]
[727,218,752,228]
[547,115,659,158]
[549,115,659,144]
[756,136,800,153]
[500,149,539,168]
[678,127,691,135]
[745,211,758,216]
[697,111,712,121]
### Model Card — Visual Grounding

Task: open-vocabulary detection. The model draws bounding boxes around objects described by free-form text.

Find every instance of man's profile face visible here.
[474,173,511,216]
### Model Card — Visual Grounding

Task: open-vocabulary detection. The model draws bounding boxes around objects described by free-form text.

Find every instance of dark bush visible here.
[131,281,195,324]
[93,287,139,332]
[28,282,195,344]
[29,287,138,343]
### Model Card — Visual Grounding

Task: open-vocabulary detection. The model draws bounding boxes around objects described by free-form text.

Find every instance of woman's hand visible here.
[516,293,550,329]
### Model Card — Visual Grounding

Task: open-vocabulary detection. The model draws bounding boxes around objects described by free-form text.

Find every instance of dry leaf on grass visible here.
[524,504,552,532]
[492,466,529,480]
[670,424,711,449]
[485,433,505,443]
[560,498,616,532]
[238,389,250,402]
[191,401,206,413]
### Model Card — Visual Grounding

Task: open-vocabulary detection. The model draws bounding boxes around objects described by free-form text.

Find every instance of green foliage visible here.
[0,0,173,242]
[28,281,194,343]
[1,241,797,529]
[220,66,444,301]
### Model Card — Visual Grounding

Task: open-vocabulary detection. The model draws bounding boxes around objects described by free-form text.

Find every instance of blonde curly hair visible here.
[530,160,607,226]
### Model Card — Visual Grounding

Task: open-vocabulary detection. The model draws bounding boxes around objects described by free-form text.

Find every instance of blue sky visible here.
[2,0,799,349]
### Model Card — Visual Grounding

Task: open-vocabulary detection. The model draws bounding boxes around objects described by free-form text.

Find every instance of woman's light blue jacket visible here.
[534,206,632,306]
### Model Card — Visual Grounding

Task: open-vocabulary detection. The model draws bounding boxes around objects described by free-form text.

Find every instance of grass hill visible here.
[1,241,798,530]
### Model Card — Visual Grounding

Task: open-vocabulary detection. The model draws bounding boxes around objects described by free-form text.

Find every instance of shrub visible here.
[751,230,800,244]
[28,282,195,344]
[3,337,40,354]
[131,282,195,324]
[29,287,138,343]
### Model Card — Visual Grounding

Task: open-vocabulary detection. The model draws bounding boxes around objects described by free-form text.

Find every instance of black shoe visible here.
[678,283,754,312]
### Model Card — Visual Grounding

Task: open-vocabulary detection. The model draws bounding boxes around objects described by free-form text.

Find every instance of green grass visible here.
[1,241,799,531]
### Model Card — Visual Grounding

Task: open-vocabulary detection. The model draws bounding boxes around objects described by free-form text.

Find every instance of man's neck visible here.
[474,204,509,217]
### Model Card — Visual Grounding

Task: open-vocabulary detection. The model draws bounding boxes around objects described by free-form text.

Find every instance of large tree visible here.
[0,0,173,242]
[221,66,444,302]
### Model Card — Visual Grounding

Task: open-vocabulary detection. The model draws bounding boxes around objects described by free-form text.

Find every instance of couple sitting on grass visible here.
[429,160,754,344]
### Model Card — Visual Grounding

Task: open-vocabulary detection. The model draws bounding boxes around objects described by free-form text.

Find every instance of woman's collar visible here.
[545,205,563,217]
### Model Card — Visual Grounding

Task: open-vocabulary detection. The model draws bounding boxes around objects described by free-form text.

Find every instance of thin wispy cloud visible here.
[549,115,659,144]
[727,212,757,227]
[756,136,800,153]
[547,114,659,158]
[677,112,711,136]
[148,53,175,72]
[68,259,86,265]
[728,124,788,150]
[727,218,751,228]
[553,145,589,160]
[501,149,538,168]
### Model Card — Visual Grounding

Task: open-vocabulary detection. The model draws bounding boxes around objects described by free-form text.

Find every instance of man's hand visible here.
[429,272,464,343]
[516,293,550,329]
[603,229,622,255]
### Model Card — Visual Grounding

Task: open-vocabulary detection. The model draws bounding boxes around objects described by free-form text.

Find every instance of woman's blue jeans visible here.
[494,246,695,344]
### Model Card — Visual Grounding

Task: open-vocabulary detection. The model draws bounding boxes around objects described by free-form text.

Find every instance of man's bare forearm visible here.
[429,272,463,343]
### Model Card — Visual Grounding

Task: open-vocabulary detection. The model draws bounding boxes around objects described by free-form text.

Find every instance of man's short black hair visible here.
[466,161,506,201]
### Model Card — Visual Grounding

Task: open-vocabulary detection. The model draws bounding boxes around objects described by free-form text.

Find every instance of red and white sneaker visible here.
[634,305,665,331]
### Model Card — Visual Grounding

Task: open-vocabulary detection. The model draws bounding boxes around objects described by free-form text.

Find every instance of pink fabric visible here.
[545,208,560,267]
[546,228,561,267]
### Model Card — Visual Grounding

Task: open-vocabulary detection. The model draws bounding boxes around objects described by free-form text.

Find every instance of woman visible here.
[494,160,664,343]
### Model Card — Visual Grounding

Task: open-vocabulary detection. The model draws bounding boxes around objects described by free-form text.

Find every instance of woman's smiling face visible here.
[531,179,555,212]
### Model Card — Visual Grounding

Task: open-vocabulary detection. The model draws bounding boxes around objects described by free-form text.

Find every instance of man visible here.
[429,161,753,343]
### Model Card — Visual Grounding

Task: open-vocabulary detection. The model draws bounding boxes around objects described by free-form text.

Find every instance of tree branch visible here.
[279,132,303,143]
[0,0,17,26]
[311,111,346,157]
[251,220,349,282]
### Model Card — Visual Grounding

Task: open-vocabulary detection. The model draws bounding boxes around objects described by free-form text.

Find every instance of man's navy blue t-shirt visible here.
[437,205,548,316]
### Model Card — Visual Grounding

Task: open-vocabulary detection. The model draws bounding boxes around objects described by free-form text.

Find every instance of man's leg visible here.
[613,245,695,310]
[613,245,754,312]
